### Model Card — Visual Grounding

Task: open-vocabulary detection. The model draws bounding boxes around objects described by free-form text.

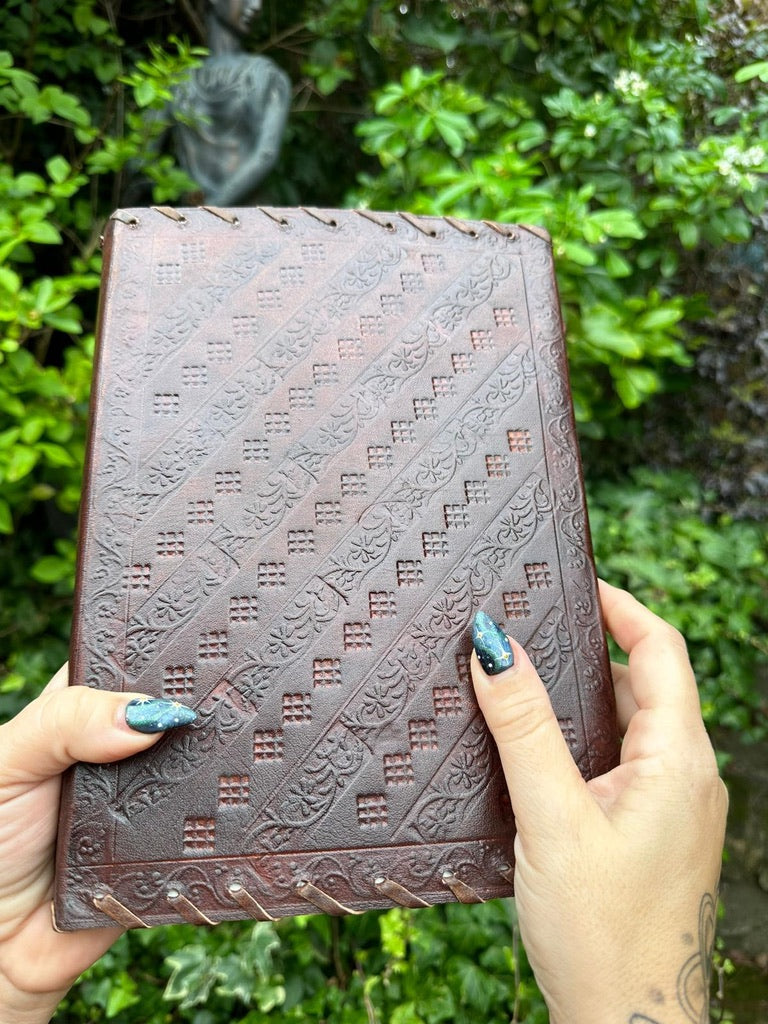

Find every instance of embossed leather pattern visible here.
[53,206,619,930]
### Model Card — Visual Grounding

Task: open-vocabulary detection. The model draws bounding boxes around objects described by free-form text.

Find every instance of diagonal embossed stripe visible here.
[112,268,532,712]
[245,471,552,851]
[111,349,536,815]
[129,241,406,520]
[125,252,521,626]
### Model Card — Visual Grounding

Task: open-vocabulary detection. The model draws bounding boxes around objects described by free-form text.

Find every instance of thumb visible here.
[0,665,197,784]
[470,611,590,838]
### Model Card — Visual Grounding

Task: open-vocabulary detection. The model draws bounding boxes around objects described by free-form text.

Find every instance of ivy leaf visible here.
[213,952,254,1004]
[245,921,282,979]
[164,946,219,1009]
[450,956,492,1012]
[390,1001,425,1024]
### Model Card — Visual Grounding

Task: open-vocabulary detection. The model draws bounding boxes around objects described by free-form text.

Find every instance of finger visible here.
[598,580,701,719]
[611,661,637,736]
[0,681,196,784]
[40,662,70,695]
[470,625,590,837]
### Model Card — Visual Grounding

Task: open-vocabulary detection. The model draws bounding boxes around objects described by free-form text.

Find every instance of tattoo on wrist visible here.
[628,892,717,1024]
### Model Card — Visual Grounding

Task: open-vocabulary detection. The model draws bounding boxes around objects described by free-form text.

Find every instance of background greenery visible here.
[1,0,766,1020]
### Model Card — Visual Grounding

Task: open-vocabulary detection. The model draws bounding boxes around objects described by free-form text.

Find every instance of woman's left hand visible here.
[0,665,181,1024]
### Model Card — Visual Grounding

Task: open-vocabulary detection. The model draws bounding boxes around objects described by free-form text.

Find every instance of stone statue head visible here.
[208,0,262,35]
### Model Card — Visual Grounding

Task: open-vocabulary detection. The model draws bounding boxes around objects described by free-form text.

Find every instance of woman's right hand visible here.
[471,580,728,1024]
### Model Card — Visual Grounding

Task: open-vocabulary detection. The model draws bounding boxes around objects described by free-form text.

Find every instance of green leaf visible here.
[0,428,21,450]
[391,1001,425,1024]
[560,240,597,266]
[25,221,62,245]
[164,946,218,1009]
[614,365,661,408]
[582,309,643,358]
[105,973,139,1017]
[678,220,699,248]
[0,267,21,293]
[42,310,84,333]
[5,445,39,482]
[451,956,492,1012]
[20,417,46,444]
[45,155,71,184]
[605,250,631,278]
[135,79,156,108]
[735,60,768,83]
[636,307,683,331]
[30,555,72,584]
[588,209,645,239]
[37,442,76,467]
[0,498,12,534]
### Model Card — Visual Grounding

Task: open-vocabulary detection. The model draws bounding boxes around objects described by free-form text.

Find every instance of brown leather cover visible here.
[53,206,619,930]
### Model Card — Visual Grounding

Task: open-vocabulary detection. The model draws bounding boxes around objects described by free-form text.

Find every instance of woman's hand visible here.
[0,665,195,1024]
[471,580,728,1024]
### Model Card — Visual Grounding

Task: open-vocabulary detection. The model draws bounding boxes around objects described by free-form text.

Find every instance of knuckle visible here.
[666,625,691,660]
[485,687,554,747]
[42,686,102,757]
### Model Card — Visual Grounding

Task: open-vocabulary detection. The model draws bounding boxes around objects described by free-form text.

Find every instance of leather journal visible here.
[53,206,619,930]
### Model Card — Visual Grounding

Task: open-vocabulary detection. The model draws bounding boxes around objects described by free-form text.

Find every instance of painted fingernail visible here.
[125,697,197,734]
[472,610,514,675]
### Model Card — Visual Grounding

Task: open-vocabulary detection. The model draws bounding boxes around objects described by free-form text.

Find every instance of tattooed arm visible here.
[471,581,727,1024]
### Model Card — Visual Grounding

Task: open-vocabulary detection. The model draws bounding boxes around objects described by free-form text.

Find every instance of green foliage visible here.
[0,10,203,705]
[1,4,767,1022]
[351,24,768,429]
[58,902,547,1024]
[589,469,768,740]
[164,922,285,1011]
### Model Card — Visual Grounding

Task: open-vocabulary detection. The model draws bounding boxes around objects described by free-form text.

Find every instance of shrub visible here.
[59,902,548,1024]
[350,28,768,431]
[0,7,203,709]
[589,469,768,741]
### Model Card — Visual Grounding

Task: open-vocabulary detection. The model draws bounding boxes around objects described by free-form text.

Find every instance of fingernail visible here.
[124,697,197,733]
[472,610,514,675]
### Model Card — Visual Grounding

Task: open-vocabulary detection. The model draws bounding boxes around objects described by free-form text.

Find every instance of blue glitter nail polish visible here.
[472,610,514,675]
[125,697,197,733]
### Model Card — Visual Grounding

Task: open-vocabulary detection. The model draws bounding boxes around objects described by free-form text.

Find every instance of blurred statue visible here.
[171,0,291,205]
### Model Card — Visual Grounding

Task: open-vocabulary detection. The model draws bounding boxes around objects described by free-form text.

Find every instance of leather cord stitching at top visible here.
[355,209,396,231]
[200,206,240,225]
[151,206,187,223]
[299,207,339,227]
